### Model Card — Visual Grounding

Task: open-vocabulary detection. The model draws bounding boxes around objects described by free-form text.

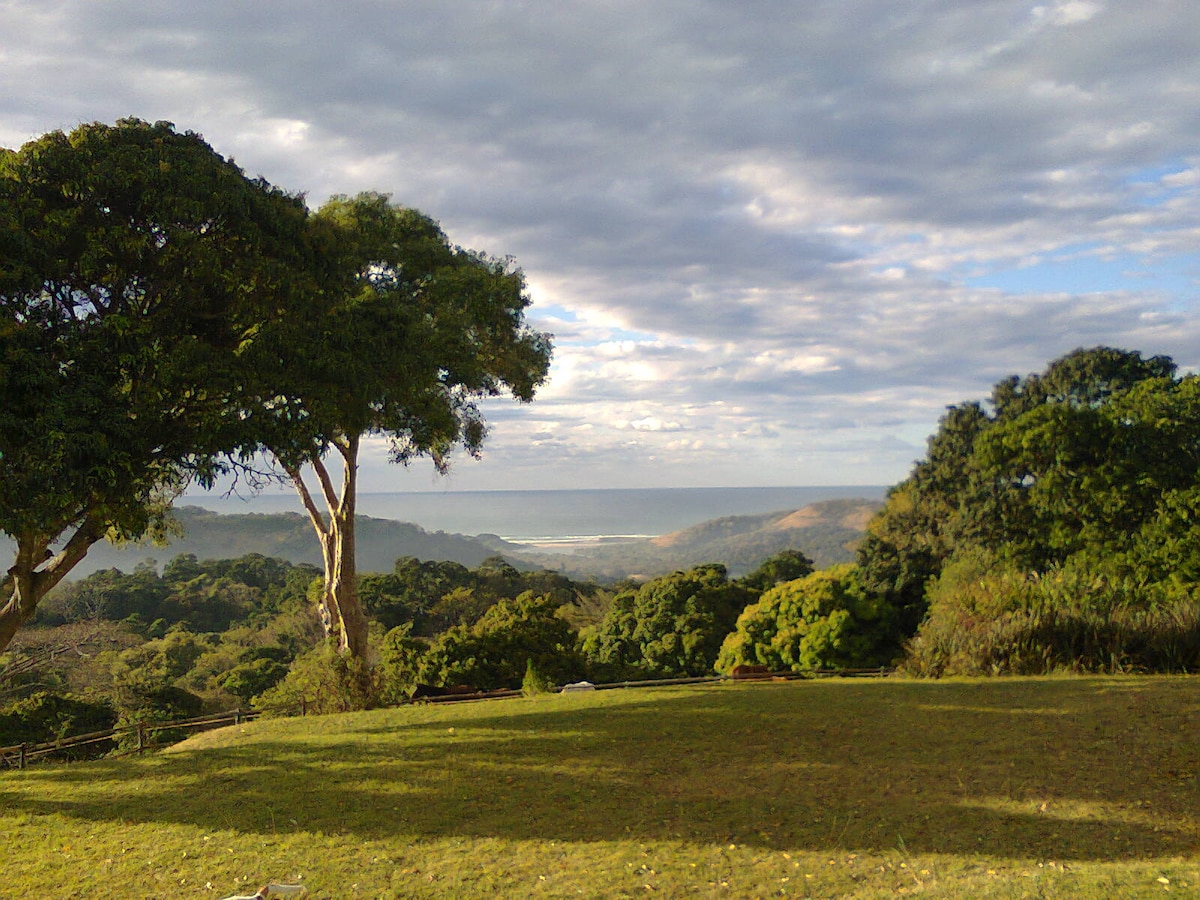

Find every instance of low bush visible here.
[904,553,1200,676]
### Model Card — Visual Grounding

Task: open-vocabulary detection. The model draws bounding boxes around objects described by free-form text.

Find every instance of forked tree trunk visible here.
[285,435,371,658]
[0,519,103,654]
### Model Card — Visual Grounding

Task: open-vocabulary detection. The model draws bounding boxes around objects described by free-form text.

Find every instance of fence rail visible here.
[0,708,258,770]
[0,666,893,769]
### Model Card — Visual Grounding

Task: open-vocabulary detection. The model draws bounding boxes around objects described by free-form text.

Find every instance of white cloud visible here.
[5,0,1200,489]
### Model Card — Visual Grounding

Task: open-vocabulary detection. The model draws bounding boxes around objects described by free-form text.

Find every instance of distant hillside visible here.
[652,497,879,561]
[32,506,527,578]
[18,496,881,581]
[515,497,882,580]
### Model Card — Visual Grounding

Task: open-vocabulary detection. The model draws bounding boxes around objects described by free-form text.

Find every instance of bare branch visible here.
[311,454,341,516]
[284,462,329,537]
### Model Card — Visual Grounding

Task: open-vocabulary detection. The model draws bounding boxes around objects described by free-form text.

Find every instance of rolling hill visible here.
[19,496,882,581]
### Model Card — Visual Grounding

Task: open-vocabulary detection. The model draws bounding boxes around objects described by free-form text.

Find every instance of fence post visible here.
[234,709,242,726]
[136,723,145,754]
[18,743,26,770]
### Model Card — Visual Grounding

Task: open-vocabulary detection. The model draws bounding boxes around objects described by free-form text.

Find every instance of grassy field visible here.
[0,676,1196,899]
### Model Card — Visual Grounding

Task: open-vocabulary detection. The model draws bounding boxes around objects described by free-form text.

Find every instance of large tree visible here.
[0,119,311,651]
[858,346,1194,637]
[248,194,552,659]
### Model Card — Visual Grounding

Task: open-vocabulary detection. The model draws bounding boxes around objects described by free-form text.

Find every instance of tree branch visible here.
[283,462,329,538]
[35,515,105,597]
[311,452,341,517]
[335,434,359,515]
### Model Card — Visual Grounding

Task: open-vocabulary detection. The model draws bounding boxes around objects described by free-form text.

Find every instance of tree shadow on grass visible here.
[2,679,1196,861]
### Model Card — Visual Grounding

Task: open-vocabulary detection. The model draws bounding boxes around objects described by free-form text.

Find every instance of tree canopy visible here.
[858,346,1200,674]
[244,193,552,659]
[716,564,896,673]
[582,564,755,678]
[0,119,312,651]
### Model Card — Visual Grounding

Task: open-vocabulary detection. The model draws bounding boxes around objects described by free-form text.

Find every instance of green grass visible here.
[1,677,1197,898]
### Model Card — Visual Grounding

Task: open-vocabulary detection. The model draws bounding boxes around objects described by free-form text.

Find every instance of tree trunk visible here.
[0,588,31,655]
[286,435,371,659]
[0,520,102,654]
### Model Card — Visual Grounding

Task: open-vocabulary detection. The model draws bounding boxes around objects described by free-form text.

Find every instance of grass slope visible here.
[1,677,1197,898]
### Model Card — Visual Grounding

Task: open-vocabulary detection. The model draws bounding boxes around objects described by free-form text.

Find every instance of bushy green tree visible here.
[0,119,313,652]
[716,565,897,673]
[419,591,583,691]
[582,564,754,678]
[738,549,815,593]
[859,346,1200,674]
[375,623,426,705]
[248,195,552,659]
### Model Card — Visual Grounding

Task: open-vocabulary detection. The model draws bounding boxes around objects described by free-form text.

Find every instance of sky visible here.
[4,1,1200,493]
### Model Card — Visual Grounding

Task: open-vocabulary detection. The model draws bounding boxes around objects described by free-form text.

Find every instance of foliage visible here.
[243,193,553,658]
[581,564,754,678]
[359,559,472,633]
[858,347,1200,672]
[105,629,215,735]
[0,118,313,652]
[215,657,291,704]
[904,551,1200,676]
[0,690,116,748]
[716,564,898,673]
[363,555,589,635]
[521,657,556,695]
[111,686,205,751]
[0,552,323,742]
[374,623,426,706]
[39,553,317,631]
[253,643,377,716]
[418,591,584,691]
[738,548,815,592]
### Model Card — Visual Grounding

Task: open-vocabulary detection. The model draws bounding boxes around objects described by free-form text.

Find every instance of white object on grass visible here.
[218,883,306,900]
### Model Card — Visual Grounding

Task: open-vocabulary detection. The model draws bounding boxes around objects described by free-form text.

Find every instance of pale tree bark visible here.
[0,516,104,654]
[284,434,370,658]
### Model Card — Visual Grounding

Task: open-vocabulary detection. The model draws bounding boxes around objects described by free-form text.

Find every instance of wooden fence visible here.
[0,708,258,770]
[0,666,893,768]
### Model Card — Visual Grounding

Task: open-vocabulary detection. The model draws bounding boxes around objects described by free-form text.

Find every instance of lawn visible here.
[0,676,1196,898]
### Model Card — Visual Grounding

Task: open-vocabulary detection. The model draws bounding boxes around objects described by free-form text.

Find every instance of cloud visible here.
[4,1,1200,488]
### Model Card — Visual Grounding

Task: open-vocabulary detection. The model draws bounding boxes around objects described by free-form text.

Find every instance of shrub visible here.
[0,692,116,750]
[253,645,376,716]
[217,658,291,704]
[375,624,426,706]
[522,657,556,695]
[716,565,898,673]
[582,564,754,679]
[419,592,583,691]
[904,553,1200,676]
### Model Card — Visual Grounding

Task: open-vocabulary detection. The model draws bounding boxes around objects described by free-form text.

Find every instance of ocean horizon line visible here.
[353,484,889,496]
[187,483,890,500]
[179,485,889,544]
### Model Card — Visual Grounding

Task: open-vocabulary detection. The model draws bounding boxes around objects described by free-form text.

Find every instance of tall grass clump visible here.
[904,552,1200,676]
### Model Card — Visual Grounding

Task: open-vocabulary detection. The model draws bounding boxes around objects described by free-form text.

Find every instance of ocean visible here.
[180,485,889,544]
